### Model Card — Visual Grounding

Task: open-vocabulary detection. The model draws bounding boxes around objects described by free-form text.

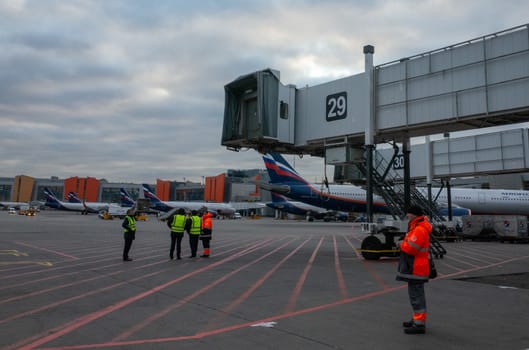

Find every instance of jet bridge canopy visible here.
[222,69,296,153]
[221,24,529,155]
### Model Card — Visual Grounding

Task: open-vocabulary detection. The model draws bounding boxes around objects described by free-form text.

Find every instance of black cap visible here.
[406,205,423,216]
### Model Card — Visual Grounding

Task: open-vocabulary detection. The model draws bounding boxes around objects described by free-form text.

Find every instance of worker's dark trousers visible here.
[170,232,184,259]
[123,232,135,260]
[201,238,211,249]
[188,234,200,257]
[408,281,427,325]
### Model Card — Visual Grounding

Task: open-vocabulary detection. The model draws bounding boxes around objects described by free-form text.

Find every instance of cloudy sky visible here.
[1,0,528,184]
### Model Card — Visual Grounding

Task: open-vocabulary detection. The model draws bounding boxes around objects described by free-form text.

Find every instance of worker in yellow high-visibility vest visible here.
[167,208,186,260]
[121,209,136,261]
[185,210,201,258]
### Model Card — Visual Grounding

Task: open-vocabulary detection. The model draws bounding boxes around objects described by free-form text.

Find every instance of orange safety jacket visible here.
[396,216,431,282]
[201,212,213,230]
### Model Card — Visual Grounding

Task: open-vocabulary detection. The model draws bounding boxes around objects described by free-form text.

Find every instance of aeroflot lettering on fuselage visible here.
[500,192,529,196]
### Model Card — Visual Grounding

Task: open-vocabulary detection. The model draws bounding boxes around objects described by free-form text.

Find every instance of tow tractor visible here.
[355,219,447,260]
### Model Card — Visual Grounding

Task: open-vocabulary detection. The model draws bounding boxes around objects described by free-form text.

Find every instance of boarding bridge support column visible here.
[447,181,452,221]
[426,136,433,216]
[403,139,411,212]
[364,45,375,222]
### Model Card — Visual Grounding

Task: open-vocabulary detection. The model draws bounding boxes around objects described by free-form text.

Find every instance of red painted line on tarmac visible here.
[14,239,274,350]
[112,237,294,342]
[15,241,79,260]
[437,254,529,279]
[448,249,498,265]
[2,239,265,350]
[284,236,324,313]
[333,235,348,299]
[343,234,363,259]
[443,254,480,268]
[461,245,504,261]
[37,285,407,350]
[34,254,529,350]
[1,236,255,279]
[204,238,311,332]
[0,269,163,326]
[0,270,123,305]
[342,235,390,290]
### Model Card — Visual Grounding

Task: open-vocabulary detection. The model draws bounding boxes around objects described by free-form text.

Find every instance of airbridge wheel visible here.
[361,235,382,260]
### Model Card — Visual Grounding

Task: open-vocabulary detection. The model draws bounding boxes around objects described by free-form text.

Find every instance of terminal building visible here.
[0,169,270,209]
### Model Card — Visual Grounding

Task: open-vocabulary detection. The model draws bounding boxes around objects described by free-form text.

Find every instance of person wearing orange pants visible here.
[200,208,213,257]
[396,205,431,334]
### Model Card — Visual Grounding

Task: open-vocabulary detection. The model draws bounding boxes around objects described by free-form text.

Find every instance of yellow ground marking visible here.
[0,260,53,267]
[0,250,29,257]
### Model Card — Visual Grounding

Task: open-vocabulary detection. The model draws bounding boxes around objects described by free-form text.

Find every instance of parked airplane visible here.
[43,188,111,213]
[0,201,28,210]
[262,153,483,217]
[267,193,348,221]
[142,184,236,216]
[64,191,114,213]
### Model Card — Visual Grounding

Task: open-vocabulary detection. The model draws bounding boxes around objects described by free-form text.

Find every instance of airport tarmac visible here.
[0,211,528,350]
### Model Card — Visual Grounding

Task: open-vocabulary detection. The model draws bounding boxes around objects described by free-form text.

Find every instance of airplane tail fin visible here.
[43,188,62,207]
[270,192,288,203]
[142,184,162,203]
[68,192,81,203]
[263,152,307,186]
[120,188,136,207]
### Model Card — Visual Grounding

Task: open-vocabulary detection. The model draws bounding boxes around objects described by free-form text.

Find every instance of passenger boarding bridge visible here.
[221,24,529,220]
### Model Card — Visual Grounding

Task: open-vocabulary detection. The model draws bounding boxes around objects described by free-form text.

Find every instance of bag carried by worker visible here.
[428,251,438,279]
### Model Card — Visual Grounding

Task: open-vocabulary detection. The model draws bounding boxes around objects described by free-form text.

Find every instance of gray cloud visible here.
[1,0,528,183]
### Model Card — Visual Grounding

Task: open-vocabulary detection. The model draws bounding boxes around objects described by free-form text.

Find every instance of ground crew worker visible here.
[185,210,201,258]
[396,205,432,334]
[167,208,186,260]
[121,209,136,261]
[200,208,213,257]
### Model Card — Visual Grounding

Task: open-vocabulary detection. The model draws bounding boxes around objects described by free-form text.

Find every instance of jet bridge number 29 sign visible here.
[326,92,347,121]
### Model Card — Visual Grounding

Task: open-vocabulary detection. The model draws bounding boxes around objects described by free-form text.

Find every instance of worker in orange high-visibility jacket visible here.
[396,205,431,335]
[200,208,213,257]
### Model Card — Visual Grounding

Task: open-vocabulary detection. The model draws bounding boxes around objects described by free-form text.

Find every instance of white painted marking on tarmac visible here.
[251,321,277,328]
[498,285,518,290]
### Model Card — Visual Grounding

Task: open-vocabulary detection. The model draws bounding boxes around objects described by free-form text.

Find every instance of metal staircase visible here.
[354,147,448,260]
[354,148,445,222]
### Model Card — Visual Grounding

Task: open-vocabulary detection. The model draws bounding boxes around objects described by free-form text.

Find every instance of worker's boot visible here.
[201,248,210,258]
[404,324,426,334]
[402,320,413,328]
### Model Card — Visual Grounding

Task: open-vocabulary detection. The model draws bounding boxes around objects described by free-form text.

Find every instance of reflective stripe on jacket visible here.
[123,215,136,233]
[396,216,431,281]
[189,216,201,235]
[171,214,186,233]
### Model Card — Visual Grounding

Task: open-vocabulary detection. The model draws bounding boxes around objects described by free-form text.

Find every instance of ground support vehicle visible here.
[354,219,447,260]
[462,215,529,242]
